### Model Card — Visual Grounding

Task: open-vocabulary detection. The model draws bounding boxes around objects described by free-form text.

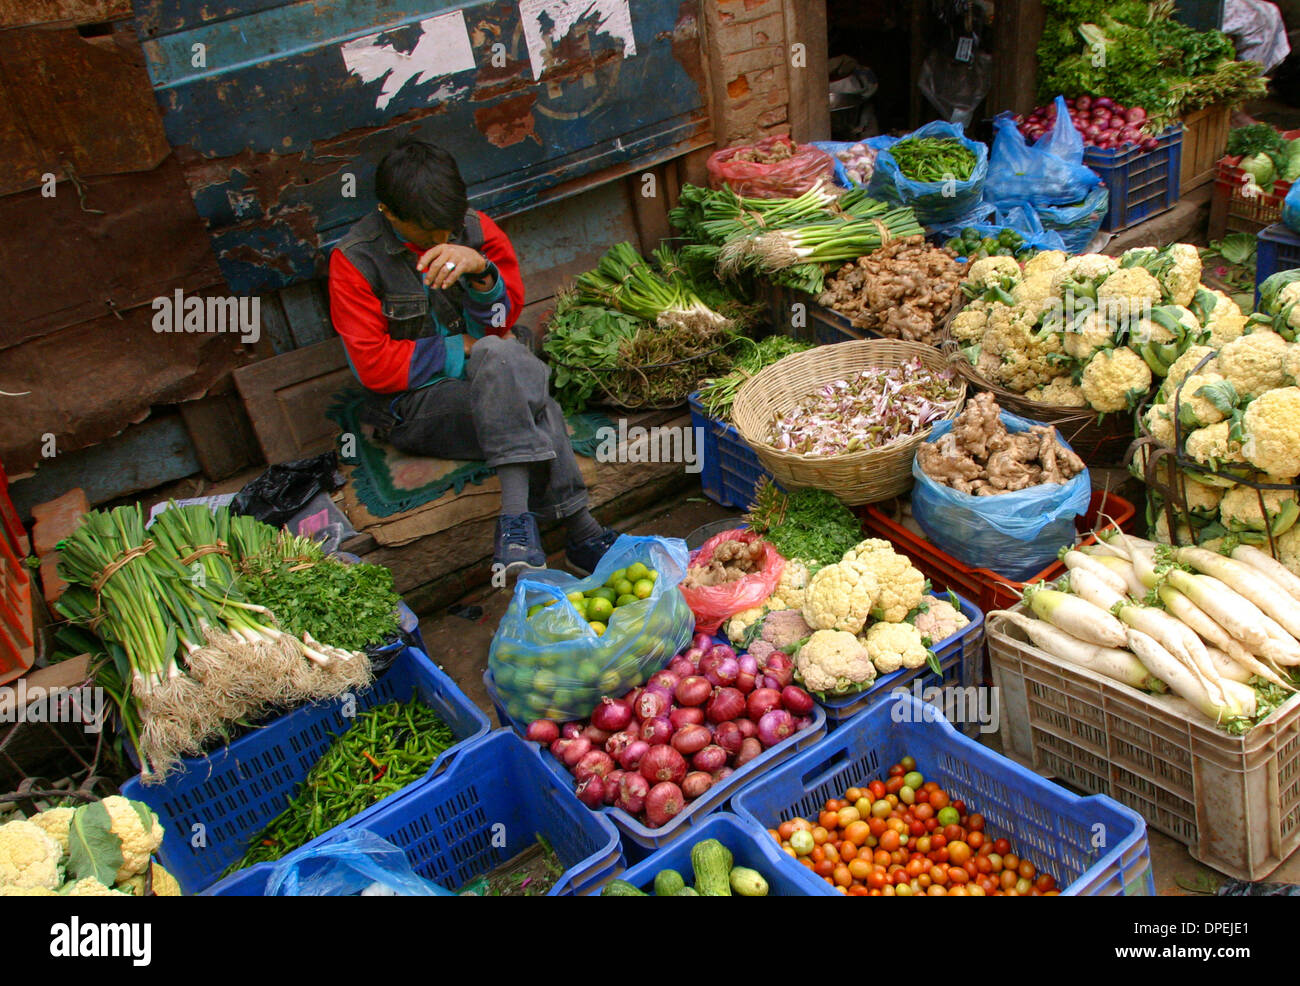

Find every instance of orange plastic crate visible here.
[0,517,33,686]
[1208,129,1300,240]
[856,489,1135,616]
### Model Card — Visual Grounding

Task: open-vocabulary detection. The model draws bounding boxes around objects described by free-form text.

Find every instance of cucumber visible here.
[601,879,649,896]
[653,868,686,897]
[728,866,770,897]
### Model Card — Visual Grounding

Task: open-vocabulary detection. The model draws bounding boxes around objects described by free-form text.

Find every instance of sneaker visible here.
[565,528,620,577]
[494,513,546,579]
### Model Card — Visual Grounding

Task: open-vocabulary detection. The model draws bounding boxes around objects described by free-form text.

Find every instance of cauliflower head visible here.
[1143,403,1177,446]
[1158,243,1202,306]
[1219,480,1300,534]
[0,820,63,890]
[1185,420,1249,471]
[912,595,970,646]
[62,876,129,897]
[966,255,1021,292]
[101,795,164,884]
[115,862,181,896]
[1096,267,1162,324]
[1204,291,1248,347]
[1285,343,1300,386]
[1050,253,1119,296]
[1182,480,1225,519]
[1242,387,1300,479]
[1171,371,1236,429]
[840,539,926,623]
[726,606,768,643]
[984,306,1067,391]
[29,807,75,854]
[1023,250,1067,278]
[1060,310,1115,361]
[951,302,990,342]
[801,560,879,634]
[1166,345,1218,390]
[1080,347,1152,413]
[1011,270,1055,308]
[1268,524,1300,575]
[1218,330,1290,401]
[1029,377,1088,407]
[0,885,59,896]
[767,559,811,612]
[795,629,876,694]
[864,621,930,674]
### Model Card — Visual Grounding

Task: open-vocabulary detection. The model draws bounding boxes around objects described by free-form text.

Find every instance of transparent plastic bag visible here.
[707,136,836,199]
[933,203,1068,255]
[910,412,1092,582]
[985,104,1102,209]
[917,48,992,127]
[488,534,694,722]
[678,529,784,635]
[1033,185,1109,254]
[262,830,453,896]
[809,138,892,188]
[866,120,989,226]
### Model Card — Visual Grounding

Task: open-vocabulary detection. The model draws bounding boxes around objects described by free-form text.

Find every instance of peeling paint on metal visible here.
[474,92,538,147]
[340,10,477,111]
[518,0,636,80]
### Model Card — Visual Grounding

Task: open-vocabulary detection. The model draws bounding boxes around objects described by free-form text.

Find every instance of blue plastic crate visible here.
[733,693,1156,896]
[815,591,986,734]
[688,392,771,509]
[122,647,491,895]
[483,669,828,853]
[612,812,836,895]
[1083,126,1183,233]
[205,729,623,896]
[1255,222,1300,308]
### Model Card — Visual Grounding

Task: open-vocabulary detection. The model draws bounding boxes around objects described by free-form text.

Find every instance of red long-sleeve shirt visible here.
[329,211,525,393]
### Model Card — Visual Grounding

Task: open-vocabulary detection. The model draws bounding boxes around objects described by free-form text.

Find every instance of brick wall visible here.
[705,0,792,144]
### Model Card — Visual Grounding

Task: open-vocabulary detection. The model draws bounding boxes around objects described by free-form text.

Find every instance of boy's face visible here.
[378,204,450,249]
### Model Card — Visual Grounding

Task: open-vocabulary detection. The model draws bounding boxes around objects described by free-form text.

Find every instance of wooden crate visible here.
[1180,104,1231,195]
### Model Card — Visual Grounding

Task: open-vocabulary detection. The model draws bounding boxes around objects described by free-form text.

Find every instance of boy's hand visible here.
[417,244,488,289]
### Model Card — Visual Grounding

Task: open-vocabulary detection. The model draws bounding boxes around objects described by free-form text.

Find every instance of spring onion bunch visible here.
[574,242,733,333]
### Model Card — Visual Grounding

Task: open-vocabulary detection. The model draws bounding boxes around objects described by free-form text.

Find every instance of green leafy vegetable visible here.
[744,480,863,570]
[67,802,125,887]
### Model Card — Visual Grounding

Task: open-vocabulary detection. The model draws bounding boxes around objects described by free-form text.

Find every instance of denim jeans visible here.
[386,334,589,521]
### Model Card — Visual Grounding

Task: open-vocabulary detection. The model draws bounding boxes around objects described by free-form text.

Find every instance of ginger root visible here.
[683,538,766,588]
[917,392,1085,494]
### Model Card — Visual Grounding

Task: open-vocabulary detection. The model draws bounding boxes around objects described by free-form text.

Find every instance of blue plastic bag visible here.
[932,201,1067,255]
[1031,186,1109,254]
[809,138,893,188]
[911,412,1092,582]
[488,534,694,722]
[984,102,1102,208]
[1283,181,1300,235]
[866,120,989,226]
[263,830,453,896]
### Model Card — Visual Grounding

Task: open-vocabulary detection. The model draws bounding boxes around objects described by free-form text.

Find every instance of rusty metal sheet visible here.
[0,0,132,28]
[133,0,711,293]
[0,153,222,349]
[0,292,257,474]
[0,25,170,196]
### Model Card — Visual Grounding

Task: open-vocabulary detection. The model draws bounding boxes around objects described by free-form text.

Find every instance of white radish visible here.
[1160,569,1271,650]
[1156,584,1295,691]
[1064,567,1126,614]
[1114,601,1227,707]
[1024,587,1126,647]
[1175,546,1300,642]
[1204,646,1254,684]
[1126,629,1257,722]
[1090,554,1148,599]
[1229,544,1300,604]
[991,611,1164,692]
[1061,550,1127,595]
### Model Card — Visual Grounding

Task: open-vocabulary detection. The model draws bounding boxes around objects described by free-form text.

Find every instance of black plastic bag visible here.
[231,452,340,528]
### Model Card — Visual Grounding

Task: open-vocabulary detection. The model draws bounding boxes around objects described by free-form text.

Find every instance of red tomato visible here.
[993,838,1011,855]
[885,775,906,794]
[869,780,887,800]
[967,813,985,832]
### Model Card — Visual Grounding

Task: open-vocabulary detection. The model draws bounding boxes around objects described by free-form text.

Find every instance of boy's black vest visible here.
[334,208,485,347]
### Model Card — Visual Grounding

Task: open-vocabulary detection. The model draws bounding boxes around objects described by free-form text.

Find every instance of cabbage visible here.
[1241,152,1276,191]
[1283,140,1300,182]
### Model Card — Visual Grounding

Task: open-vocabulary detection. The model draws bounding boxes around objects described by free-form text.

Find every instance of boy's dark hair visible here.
[375,138,468,232]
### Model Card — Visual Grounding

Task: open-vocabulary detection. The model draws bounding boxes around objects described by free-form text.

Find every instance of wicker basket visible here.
[938,302,1136,466]
[731,339,965,505]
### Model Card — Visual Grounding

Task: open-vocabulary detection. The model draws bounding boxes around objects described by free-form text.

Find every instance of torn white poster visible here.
[341,10,477,111]
[517,0,636,81]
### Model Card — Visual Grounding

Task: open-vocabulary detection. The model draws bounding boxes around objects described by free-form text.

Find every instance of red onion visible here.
[670,706,705,729]
[643,683,674,709]
[703,656,738,688]
[682,771,713,800]
[648,670,680,693]
[605,728,638,758]
[762,652,794,688]
[640,745,687,785]
[735,670,756,694]
[582,724,611,746]
[747,687,782,721]
[781,685,815,716]
[525,720,559,745]
[1095,96,1113,109]
[1076,95,1091,111]
[669,655,695,678]
[706,687,746,723]
[794,715,813,731]
[640,716,673,745]
[700,643,735,678]
[713,720,743,755]
[736,718,758,740]
[735,654,758,694]
[671,724,712,755]
[1142,137,1159,150]
[757,709,795,747]
[1084,124,1101,140]
[635,689,669,722]
[550,737,573,760]
[574,750,615,782]
[674,675,711,707]
[692,744,727,773]
[735,737,762,767]
[1126,106,1146,124]
[603,769,625,805]
[591,697,632,733]
[576,774,605,809]
[618,739,650,771]
[644,782,685,828]
[692,632,713,653]
[562,737,592,766]
[713,766,734,782]
[617,772,649,814]
[562,723,583,740]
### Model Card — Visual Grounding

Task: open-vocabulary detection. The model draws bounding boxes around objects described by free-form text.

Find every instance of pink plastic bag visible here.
[678,529,784,635]
[706,136,836,199]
